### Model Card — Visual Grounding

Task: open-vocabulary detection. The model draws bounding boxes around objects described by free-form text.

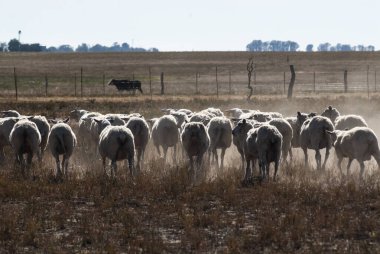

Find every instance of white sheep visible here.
[69,109,89,122]
[125,117,150,170]
[326,127,380,178]
[189,112,212,126]
[98,125,135,177]
[181,122,210,181]
[300,116,334,170]
[334,114,368,130]
[321,105,340,123]
[232,118,256,171]
[207,117,232,169]
[285,112,317,159]
[200,107,224,117]
[151,115,179,163]
[29,116,50,158]
[9,119,41,171]
[78,112,103,146]
[0,117,23,163]
[48,118,77,177]
[1,110,21,117]
[255,125,283,180]
[268,118,293,162]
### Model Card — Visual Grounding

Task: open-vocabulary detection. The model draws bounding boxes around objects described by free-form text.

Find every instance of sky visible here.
[1,0,379,51]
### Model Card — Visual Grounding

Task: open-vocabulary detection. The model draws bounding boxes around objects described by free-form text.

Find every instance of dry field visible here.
[0,93,380,253]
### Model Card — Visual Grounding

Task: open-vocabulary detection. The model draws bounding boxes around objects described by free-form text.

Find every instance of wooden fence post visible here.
[195,72,199,94]
[14,67,18,100]
[375,70,377,92]
[313,72,316,93]
[103,73,106,95]
[216,66,219,98]
[229,70,232,95]
[344,70,348,93]
[45,74,48,96]
[160,72,164,95]
[149,66,152,100]
[283,72,286,94]
[80,67,83,97]
[287,65,296,100]
[74,73,77,97]
[367,65,370,98]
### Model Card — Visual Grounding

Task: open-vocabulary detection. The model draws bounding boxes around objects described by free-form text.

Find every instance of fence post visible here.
[367,65,370,98]
[344,70,348,93]
[45,74,48,96]
[14,67,18,101]
[195,72,199,94]
[160,72,165,95]
[149,66,152,100]
[313,72,316,93]
[283,72,286,94]
[74,73,77,97]
[287,65,296,100]
[216,66,219,98]
[132,73,135,80]
[375,70,377,92]
[103,73,106,96]
[80,67,83,97]
[229,70,232,95]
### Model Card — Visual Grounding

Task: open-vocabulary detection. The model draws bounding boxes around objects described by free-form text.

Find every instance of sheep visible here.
[151,115,179,163]
[225,108,260,120]
[78,112,103,145]
[244,124,282,181]
[9,119,41,172]
[200,107,224,117]
[334,114,368,130]
[189,112,212,126]
[161,108,193,116]
[243,127,260,182]
[207,117,232,169]
[48,118,77,177]
[267,118,293,162]
[29,116,50,158]
[326,127,380,178]
[170,111,189,130]
[98,125,135,177]
[251,112,272,122]
[125,117,150,170]
[300,116,334,170]
[255,125,283,180]
[1,110,21,118]
[104,114,127,126]
[0,117,22,164]
[321,105,340,123]
[232,119,256,171]
[181,122,210,181]
[69,109,89,122]
[285,112,317,158]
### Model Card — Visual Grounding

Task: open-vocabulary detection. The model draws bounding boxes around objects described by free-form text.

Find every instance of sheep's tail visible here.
[115,134,128,160]
[57,133,66,154]
[212,127,223,150]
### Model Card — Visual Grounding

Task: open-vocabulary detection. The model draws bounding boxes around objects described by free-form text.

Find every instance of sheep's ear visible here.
[48,119,57,124]
[297,112,301,117]
[63,118,70,123]
[94,118,102,123]
[26,116,34,120]
[344,128,349,131]
[328,105,332,110]
[309,112,317,117]
[242,119,246,124]
[325,130,335,135]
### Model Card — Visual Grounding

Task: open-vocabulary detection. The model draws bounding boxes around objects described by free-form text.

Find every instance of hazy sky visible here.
[1,0,379,51]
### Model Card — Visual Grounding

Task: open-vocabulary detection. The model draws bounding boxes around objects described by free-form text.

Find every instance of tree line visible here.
[246,40,376,52]
[0,39,159,52]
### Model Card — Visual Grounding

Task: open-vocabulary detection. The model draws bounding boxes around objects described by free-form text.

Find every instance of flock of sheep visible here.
[0,105,379,182]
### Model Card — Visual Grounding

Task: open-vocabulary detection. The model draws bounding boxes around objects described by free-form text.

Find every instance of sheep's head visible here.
[232,119,253,137]
[325,130,339,146]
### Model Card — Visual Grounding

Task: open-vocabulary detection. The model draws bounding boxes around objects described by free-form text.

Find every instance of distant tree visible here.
[19,43,43,52]
[306,44,313,52]
[367,45,375,51]
[121,42,130,51]
[246,40,263,51]
[340,44,352,51]
[58,45,74,52]
[76,43,89,52]
[0,42,6,52]
[317,43,331,51]
[357,45,365,51]
[289,41,299,51]
[8,39,21,52]
[47,46,58,52]
[148,48,159,52]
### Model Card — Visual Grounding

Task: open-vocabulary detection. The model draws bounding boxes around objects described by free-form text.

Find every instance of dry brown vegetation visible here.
[1,51,380,252]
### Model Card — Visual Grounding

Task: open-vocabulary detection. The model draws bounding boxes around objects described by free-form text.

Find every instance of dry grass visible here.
[0,95,380,252]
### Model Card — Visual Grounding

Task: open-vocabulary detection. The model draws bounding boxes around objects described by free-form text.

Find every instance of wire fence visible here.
[0,65,378,99]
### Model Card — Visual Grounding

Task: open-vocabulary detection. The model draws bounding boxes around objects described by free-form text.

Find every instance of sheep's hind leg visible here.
[322,147,330,170]
[315,149,321,170]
